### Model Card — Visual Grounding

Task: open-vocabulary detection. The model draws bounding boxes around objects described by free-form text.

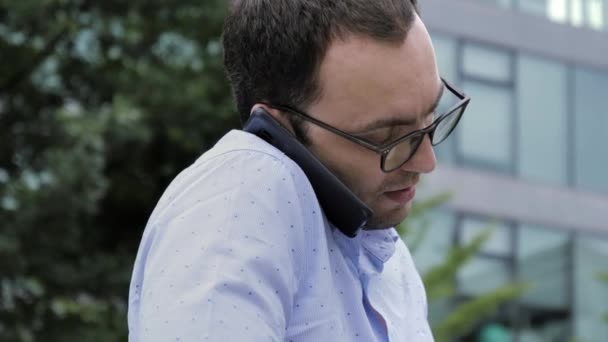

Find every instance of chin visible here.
[365,202,412,229]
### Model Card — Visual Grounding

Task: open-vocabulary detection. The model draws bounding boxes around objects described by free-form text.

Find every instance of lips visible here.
[384,185,416,204]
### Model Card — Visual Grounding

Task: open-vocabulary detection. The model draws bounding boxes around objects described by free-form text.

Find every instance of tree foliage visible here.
[400,196,527,342]
[1,1,237,340]
[1,1,528,341]
[598,273,608,324]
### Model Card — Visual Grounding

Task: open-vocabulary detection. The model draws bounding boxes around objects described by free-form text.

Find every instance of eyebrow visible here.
[354,83,445,134]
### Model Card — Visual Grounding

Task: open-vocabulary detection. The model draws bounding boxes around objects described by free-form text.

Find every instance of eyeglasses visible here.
[266,78,470,172]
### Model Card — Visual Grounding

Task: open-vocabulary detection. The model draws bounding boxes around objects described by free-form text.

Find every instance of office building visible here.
[416,0,608,340]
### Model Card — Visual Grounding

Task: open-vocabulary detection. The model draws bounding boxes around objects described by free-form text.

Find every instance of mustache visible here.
[381,172,420,192]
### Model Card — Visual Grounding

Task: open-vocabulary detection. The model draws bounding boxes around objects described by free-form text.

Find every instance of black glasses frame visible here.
[265,78,470,172]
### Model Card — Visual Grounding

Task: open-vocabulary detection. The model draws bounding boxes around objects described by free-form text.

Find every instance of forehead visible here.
[311,15,440,131]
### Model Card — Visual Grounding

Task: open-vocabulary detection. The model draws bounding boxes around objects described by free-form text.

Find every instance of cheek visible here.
[311,133,386,194]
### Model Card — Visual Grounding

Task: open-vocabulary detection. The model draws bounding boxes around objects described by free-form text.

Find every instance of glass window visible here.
[517,55,568,185]
[462,44,512,83]
[459,81,513,169]
[570,0,586,26]
[518,0,548,16]
[459,257,511,295]
[409,210,455,273]
[518,224,569,259]
[519,320,570,342]
[519,0,569,23]
[587,0,606,30]
[548,0,569,22]
[478,0,514,9]
[485,223,573,341]
[517,224,569,310]
[431,33,458,164]
[461,217,512,255]
[574,67,608,194]
[603,0,608,32]
[573,234,608,342]
[458,217,513,296]
[432,33,458,83]
[410,209,456,325]
[481,0,607,31]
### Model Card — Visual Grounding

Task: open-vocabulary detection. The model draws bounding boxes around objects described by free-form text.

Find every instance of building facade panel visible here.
[416,0,608,339]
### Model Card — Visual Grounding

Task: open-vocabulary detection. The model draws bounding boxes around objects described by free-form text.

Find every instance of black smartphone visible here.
[243,108,372,237]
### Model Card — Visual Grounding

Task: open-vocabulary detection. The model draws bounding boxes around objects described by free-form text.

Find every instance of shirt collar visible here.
[332,225,362,268]
[360,228,399,265]
[332,226,399,272]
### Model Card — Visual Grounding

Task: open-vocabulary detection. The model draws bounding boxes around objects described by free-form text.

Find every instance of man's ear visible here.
[251,103,296,135]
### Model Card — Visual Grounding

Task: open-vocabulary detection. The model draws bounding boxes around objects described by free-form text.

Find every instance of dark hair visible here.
[222,0,419,125]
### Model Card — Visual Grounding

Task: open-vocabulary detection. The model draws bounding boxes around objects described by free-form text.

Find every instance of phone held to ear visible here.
[243,107,372,238]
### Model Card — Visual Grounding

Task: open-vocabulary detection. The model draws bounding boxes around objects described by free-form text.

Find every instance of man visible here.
[128,0,469,341]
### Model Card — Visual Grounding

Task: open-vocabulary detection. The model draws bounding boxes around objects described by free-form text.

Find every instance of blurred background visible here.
[0,0,606,341]
[414,0,608,341]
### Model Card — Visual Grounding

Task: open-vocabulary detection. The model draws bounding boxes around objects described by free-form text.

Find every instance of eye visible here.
[358,129,394,145]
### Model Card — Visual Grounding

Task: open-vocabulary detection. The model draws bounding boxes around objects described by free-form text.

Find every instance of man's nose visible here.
[401,134,436,174]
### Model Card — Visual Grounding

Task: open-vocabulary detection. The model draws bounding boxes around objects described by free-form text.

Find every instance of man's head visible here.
[223,0,444,229]
[223,0,420,125]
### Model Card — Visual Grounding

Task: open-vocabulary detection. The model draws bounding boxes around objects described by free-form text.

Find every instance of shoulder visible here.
[149,130,317,225]
[128,133,320,338]
[195,130,313,199]
[139,130,328,271]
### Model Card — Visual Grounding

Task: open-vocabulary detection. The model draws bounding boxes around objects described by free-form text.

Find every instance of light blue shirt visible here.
[128,130,433,341]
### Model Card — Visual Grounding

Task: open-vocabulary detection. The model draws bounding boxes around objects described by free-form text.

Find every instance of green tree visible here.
[0,1,527,341]
[1,1,236,340]
[598,273,608,324]
[399,195,527,342]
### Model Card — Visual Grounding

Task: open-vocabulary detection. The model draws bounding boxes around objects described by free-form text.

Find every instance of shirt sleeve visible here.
[128,151,309,342]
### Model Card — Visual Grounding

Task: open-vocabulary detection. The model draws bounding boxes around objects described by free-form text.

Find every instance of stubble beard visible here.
[331,166,420,230]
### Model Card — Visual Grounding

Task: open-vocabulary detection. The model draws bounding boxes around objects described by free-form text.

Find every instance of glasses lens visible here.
[432,106,464,145]
[383,134,424,171]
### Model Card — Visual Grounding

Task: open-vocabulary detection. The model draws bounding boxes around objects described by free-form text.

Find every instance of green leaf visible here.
[433,283,529,342]
[16,325,34,342]
[23,277,45,297]
[0,235,19,253]
[408,192,453,218]
[596,272,608,282]
[423,228,493,301]
[397,191,452,237]
[50,298,69,318]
